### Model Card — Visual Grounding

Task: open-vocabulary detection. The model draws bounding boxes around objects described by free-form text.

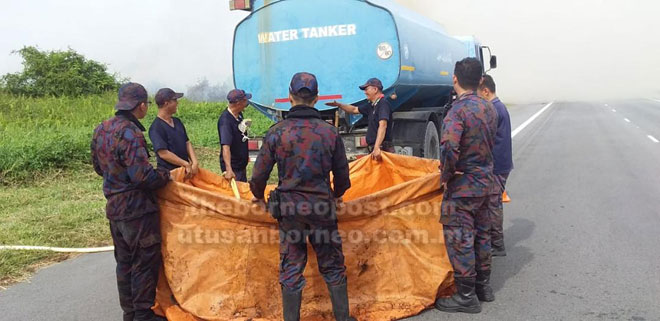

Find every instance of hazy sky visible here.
[1,0,659,102]
[395,0,660,102]
[0,0,247,93]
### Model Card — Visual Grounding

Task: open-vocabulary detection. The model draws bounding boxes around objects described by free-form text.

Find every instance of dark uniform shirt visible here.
[91,112,170,221]
[358,96,393,146]
[148,117,190,170]
[250,105,351,217]
[218,110,249,172]
[439,92,498,198]
[491,97,513,174]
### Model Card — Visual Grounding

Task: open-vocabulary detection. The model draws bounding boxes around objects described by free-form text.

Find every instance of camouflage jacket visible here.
[250,106,351,217]
[439,92,498,198]
[91,112,170,220]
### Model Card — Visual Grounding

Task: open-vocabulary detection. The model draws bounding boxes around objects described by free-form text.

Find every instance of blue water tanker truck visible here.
[230,0,497,158]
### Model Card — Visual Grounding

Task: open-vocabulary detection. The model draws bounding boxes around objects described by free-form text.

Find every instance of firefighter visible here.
[250,72,355,321]
[435,58,500,313]
[218,89,251,182]
[478,74,513,256]
[148,88,199,179]
[326,77,394,160]
[91,83,170,321]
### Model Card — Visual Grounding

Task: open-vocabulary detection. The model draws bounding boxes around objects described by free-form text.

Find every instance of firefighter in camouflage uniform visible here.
[91,83,170,321]
[250,72,355,321]
[435,58,500,314]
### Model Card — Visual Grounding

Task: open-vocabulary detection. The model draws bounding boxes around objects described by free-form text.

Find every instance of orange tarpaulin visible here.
[153,153,454,320]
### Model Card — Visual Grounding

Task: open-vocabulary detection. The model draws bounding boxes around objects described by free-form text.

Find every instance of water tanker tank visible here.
[233,0,480,124]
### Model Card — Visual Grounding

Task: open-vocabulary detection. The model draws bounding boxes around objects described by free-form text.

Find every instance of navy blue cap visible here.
[115,83,148,111]
[155,88,183,106]
[289,72,319,97]
[359,78,383,91]
[227,89,252,104]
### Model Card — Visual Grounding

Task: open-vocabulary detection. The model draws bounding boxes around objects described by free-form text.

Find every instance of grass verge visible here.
[0,91,277,286]
[0,147,276,286]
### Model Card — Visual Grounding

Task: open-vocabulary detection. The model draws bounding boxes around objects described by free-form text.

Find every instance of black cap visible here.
[115,83,148,111]
[359,78,383,91]
[227,89,252,103]
[289,72,319,98]
[155,88,184,106]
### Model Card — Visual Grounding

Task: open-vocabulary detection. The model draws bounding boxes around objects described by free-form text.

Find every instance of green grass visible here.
[0,251,67,287]
[0,167,108,247]
[0,165,107,285]
[0,92,273,183]
[0,91,276,285]
[0,146,277,285]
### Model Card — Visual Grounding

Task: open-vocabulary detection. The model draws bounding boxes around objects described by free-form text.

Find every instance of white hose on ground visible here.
[0,245,114,253]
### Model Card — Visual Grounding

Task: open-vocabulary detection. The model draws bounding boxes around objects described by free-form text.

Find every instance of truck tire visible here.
[423,121,440,159]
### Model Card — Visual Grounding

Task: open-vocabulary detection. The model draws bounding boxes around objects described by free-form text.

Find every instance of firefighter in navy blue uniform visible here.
[218,89,251,182]
[250,72,355,321]
[326,77,394,160]
[149,88,200,180]
[91,83,170,321]
[478,74,513,257]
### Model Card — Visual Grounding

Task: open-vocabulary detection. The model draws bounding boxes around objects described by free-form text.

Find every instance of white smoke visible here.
[395,0,660,103]
[0,0,248,95]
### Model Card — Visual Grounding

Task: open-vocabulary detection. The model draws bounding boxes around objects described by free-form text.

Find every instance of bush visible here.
[0,46,122,97]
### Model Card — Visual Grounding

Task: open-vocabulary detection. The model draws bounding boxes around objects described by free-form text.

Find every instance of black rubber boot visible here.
[282,286,303,321]
[492,241,507,257]
[328,283,357,321]
[475,270,495,302]
[435,277,481,314]
[123,311,135,321]
[133,309,167,321]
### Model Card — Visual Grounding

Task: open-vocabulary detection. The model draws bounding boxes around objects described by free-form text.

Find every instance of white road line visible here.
[624,118,631,123]
[511,102,554,138]
[648,135,660,143]
[612,109,617,112]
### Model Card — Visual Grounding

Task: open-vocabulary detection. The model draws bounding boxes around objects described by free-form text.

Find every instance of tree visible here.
[0,46,122,97]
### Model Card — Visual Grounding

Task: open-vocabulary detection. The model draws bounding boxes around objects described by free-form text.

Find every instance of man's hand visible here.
[325,100,341,108]
[252,197,267,212]
[335,197,345,210]
[191,162,199,176]
[224,170,236,181]
[156,167,174,181]
[183,162,193,180]
[371,147,382,161]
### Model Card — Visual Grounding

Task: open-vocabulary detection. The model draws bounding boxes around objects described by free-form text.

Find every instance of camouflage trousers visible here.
[109,212,162,318]
[278,215,347,292]
[490,173,509,248]
[441,195,498,278]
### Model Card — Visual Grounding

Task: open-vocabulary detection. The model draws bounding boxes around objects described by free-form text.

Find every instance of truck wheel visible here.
[423,121,440,159]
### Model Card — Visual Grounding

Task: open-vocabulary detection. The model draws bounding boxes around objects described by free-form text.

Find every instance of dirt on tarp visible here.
[153,153,454,321]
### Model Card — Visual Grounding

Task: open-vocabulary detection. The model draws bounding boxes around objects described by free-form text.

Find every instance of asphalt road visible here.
[2,100,660,321]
